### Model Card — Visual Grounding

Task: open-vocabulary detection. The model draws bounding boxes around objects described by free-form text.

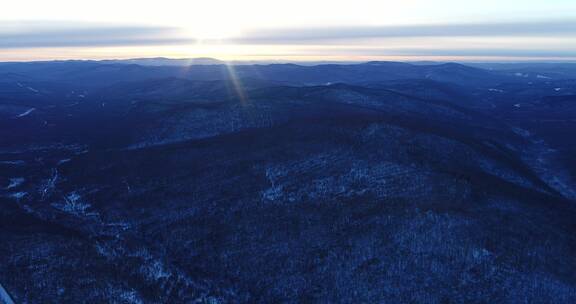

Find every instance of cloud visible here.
[1,19,575,61]
[0,21,195,48]
[233,19,576,44]
[294,47,576,58]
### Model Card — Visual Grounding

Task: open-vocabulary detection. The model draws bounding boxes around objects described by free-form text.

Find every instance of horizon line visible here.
[2,56,576,64]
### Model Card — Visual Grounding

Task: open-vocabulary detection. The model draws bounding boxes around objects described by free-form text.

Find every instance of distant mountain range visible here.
[0,59,565,87]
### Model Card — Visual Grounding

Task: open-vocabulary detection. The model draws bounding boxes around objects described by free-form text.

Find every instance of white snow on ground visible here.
[0,282,15,304]
[52,191,93,216]
[16,82,39,93]
[65,102,80,107]
[57,158,71,165]
[512,127,531,138]
[0,160,26,166]
[8,192,27,200]
[16,108,35,118]
[5,178,24,190]
[40,168,58,200]
[520,129,576,201]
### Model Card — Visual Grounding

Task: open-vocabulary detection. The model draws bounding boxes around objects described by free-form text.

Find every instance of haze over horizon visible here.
[2,0,576,62]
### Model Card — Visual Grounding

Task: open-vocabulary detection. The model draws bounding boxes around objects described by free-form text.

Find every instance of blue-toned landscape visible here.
[2,0,576,303]
[1,59,575,303]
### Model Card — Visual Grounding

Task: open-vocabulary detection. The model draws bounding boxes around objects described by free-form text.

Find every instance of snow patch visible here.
[16,108,35,117]
[0,282,15,304]
[52,192,92,216]
[9,192,27,200]
[40,168,58,200]
[5,177,24,190]
[0,160,26,166]
[512,127,531,138]
[16,82,39,93]
[57,158,71,165]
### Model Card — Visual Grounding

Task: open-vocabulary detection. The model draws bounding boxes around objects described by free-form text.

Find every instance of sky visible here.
[1,0,576,62]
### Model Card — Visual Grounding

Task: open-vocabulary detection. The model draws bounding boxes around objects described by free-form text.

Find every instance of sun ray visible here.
[224,62,249,105]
